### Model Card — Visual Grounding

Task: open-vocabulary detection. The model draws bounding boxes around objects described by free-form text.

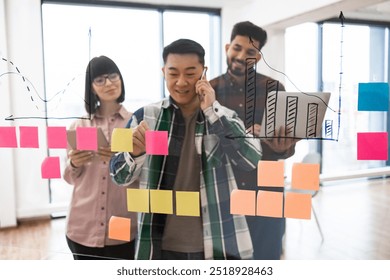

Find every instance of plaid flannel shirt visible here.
[110,97,262,260]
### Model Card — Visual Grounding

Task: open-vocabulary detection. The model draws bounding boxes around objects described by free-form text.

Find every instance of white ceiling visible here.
[349,0,390,21]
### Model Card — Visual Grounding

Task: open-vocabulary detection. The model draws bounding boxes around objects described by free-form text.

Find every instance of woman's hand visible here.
[68,149,94,168]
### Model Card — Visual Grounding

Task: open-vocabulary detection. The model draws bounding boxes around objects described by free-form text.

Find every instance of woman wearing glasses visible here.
[63,56,136,260]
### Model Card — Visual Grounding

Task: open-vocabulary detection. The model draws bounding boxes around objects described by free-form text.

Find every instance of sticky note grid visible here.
[230,160,319,220]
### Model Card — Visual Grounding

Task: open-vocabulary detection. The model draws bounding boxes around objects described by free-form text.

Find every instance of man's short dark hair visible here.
[162,38,205,65]
[230,21,268,50]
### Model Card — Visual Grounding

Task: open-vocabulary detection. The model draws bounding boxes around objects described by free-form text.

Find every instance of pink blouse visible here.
[63,105,137,247]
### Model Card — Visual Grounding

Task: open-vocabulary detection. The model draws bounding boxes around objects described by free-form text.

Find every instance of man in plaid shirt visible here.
[110,39,262,260]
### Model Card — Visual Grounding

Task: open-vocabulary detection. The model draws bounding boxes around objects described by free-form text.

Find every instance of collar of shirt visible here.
[90,104,128,120]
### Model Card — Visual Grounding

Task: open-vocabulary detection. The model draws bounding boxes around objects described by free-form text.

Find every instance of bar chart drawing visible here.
[306,103,319,138]
[325,120,333,139]
[244,58,257,133]
[285,96,298,137]
[260,91,332,139]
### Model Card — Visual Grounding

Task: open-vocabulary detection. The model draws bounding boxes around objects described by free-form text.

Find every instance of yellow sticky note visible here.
[176,191,200,217]
[257,160,285,187]
[127,189,149,213]
[256,190,283,218]
[291,163,320,191]
[111,128,133,152]
[230,189,256,216]
[150,190,173,214]
[284,192,312,220]
[108,216,131,242]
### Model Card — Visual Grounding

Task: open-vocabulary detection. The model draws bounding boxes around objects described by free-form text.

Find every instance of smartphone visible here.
[67,127,109,150]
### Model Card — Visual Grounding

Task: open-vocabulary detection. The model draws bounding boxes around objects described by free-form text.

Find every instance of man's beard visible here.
[227,58,246,77]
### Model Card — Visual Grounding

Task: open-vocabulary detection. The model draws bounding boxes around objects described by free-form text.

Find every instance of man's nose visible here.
[176,75,187,86]
[235,50,247,61]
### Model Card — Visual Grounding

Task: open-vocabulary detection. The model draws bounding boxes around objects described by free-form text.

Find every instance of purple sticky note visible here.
[47,126,67,149]
[41,156,61,179]
[76,127,97,151]
[357,132,388,160]
[19,126,39,148]
[145,131,168,155]
[0,126,18,148]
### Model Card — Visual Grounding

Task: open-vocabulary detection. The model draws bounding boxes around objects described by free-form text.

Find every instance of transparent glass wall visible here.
[286,22,389,177]
[41,2,221,206]
[321,23,388,174]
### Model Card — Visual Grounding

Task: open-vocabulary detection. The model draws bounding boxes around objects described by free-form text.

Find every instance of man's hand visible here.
[195,70,216,111]
[131,120,150,157]
[262,126,299,153]
[246,123,261,137]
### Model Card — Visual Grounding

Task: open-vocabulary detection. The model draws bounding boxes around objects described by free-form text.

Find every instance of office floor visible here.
[0,177,389,260]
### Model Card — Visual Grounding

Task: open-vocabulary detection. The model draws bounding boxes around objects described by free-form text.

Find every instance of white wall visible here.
[0,0,51,227]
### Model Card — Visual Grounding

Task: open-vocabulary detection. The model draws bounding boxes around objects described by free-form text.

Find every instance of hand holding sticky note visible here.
[145,131,168,155]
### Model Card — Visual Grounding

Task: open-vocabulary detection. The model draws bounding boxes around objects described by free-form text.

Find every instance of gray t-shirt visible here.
[162,109,204,253]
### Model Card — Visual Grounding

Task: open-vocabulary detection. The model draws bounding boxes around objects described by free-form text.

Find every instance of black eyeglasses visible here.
[93,73,120,86]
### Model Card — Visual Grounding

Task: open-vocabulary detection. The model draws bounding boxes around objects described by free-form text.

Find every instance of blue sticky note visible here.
[358,82,389,111]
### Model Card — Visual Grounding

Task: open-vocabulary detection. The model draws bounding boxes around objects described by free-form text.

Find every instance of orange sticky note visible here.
[0,126,18,148]
[41,156,61,179]
[176,191,200,217]
[47,126,67,149]
[291,163,320,191]
[150,190,173,214]
[76,127,97,150]
[145,131,168,155]
[256,190,283,218]
[111,128,133,152]
[127,189,149,213]
[257,160,285,187]
[230,189,256,216]
[19,126,39,148]
[284,192,311,219]
[108,216,131,242]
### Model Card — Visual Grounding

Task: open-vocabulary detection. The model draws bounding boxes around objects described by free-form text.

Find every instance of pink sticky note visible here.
[0,126,18,148]
[47,126,67,149]
[76,127,97,151]
[145,131,168,155]
[19,126,39,148]
[357,132,388,160]
[230,189,256,216]
[41,156,61,179]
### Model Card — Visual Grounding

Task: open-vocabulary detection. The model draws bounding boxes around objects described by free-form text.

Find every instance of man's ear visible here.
[225,43,230,53]
[161,66,165,78]
[256,52,262,63]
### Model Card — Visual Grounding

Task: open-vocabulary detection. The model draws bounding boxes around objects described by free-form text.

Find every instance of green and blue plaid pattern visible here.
[110,97,262,260]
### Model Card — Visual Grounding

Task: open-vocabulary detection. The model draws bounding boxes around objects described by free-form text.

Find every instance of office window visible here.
[286,21,389,176]
[41,2,220,206]
[321,22,388,174]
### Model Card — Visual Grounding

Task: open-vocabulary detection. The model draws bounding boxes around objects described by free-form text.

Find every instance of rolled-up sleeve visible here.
[203,101,262,171]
